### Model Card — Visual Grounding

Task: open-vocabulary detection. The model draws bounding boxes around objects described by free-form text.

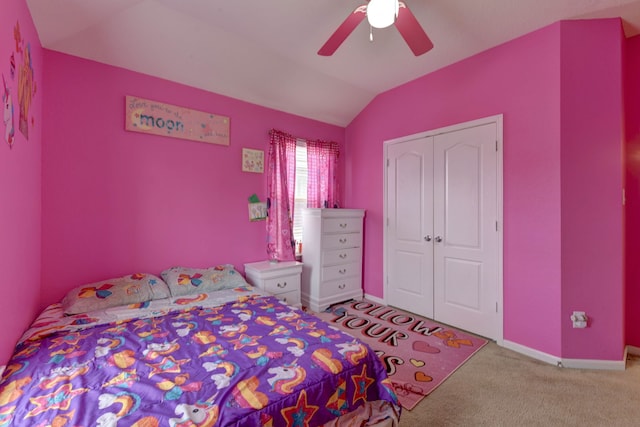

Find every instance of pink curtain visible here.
[307,139,339,208]
[266,129,297,261]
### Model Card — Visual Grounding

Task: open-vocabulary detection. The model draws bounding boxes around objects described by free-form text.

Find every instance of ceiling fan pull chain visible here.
[369,25,374,42]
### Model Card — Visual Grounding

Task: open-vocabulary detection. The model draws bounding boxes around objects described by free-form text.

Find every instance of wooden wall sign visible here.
[125,96,230,146]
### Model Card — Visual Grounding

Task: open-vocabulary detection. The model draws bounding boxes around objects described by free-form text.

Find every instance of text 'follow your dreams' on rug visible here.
[315,300,487,410]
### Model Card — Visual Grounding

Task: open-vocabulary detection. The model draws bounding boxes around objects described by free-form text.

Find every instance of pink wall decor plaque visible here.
[125,95,230,145]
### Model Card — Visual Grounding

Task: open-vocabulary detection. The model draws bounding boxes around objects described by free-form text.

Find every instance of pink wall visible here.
[41,52,344,309]
[347,22,564,357]
[625,34,640,348]
[0,0,43,365]
[0,6,632,368]
[346,19,626,360]
[559,21,624,360]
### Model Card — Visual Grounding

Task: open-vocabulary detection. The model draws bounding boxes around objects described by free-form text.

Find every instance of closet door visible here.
[386,137,434,318]
[433,122,498,339]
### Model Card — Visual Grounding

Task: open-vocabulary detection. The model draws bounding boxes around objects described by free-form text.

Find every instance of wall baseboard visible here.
[501,340,626,370]
[363,295,633,370]
[363,293,386,305]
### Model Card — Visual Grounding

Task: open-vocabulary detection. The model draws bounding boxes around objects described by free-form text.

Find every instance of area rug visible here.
[314,300,487,410]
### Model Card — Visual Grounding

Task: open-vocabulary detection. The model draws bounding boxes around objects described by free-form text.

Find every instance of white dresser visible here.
[244,260,303,308]
[301,208,365,312]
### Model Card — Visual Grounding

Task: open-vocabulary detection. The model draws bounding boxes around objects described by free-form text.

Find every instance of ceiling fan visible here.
[318,0,433,56]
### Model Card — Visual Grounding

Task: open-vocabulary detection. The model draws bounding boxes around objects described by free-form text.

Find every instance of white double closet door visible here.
[385,117,502,340]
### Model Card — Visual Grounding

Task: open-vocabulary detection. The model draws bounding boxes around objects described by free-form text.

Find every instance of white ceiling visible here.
[26,0,640,127]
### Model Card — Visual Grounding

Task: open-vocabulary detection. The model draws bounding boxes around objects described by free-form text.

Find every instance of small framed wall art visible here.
[242,148,264,173]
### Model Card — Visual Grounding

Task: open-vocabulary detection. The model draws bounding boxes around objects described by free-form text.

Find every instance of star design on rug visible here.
[351,364,375,405]
[230,334,260,350]
[280,389,319,427]
[27,383,89,417]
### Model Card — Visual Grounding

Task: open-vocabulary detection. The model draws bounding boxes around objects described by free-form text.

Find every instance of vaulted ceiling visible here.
[26,0,640,126]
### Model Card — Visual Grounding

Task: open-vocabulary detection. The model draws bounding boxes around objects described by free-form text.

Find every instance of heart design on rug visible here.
[412,340,440,354]
[410,358,425,367]
[415,372,433,382]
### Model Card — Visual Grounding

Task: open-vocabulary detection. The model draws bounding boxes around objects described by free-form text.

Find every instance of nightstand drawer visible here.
[275,290,301,306]
[321,233,362,249]
[321,262,360,282]
[319,276,361,299]
[263,275,300,295]
[322,247,361,266]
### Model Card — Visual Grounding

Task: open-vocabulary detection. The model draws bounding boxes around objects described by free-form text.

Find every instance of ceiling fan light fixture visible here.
[367,0,399,29]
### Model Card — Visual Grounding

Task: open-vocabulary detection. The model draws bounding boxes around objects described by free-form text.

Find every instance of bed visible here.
[0,265,400,426]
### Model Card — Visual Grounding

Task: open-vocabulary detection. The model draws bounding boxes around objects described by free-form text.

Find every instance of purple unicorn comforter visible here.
[0,290,399,426]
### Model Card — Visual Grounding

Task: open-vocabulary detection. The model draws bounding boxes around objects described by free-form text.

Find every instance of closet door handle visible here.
[435,236,443,243]
[424,235,432,242]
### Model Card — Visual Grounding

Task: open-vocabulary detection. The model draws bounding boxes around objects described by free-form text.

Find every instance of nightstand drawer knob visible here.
[339,269,347,274]
[338,283,346,289]
[340,223,347,228]
[339,253,347,259]
[277,282,287,288]
[339,238,347,244]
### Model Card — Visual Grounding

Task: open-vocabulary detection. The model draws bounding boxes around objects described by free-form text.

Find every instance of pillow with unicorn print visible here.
[160,264,249,297]
[61,273,171,315]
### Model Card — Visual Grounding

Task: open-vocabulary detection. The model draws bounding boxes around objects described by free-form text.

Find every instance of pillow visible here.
[62,273,171,315]
[161,264,248,297]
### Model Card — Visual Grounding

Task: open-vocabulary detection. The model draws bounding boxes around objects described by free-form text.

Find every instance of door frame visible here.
[383,114,504,344]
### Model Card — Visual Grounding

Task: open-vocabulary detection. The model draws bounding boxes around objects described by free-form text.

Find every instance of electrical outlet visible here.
[571,311,588,328]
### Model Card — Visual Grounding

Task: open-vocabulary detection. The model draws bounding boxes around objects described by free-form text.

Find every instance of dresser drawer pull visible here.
[277,282,287,288]
[339,238,347,244]
[340,223,347,228]
[339,253,347,259]
[339,269,347,274]
[338,283,346,289]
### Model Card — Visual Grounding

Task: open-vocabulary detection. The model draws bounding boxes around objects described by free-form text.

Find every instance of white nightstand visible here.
[244,260,303,308]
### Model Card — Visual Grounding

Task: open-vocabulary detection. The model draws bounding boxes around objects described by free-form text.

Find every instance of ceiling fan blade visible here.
[395,2,433,56]
[318,5,367,56]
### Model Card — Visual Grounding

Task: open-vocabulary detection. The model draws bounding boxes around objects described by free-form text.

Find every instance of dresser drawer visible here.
[274,290,301,306]
[323,217,362,233]
[263,275,300,295]
[321,262,360,282]
[322,247,362,266]
[319,276,362,299]
[321,232,362,249]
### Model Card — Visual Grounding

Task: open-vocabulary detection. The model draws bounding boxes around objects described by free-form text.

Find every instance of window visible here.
[267,129,338,261]
[292,140,307,246]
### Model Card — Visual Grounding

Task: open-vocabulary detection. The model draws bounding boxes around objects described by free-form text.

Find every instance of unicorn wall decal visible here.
[2,74,15,148]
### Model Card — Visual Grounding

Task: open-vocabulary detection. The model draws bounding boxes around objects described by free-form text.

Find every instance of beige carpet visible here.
[400,342,640,426]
